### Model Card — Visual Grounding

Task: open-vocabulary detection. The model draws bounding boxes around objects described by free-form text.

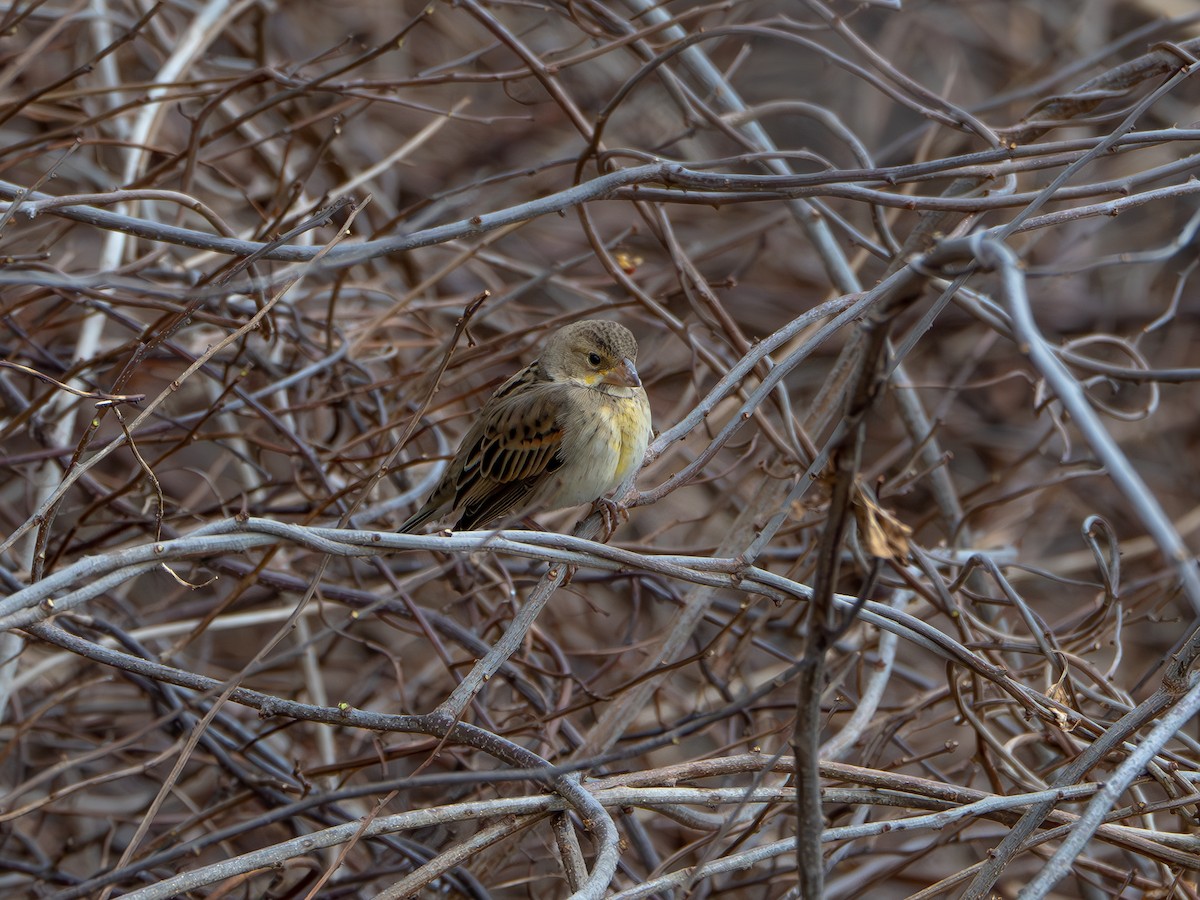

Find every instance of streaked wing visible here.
[452,384,565,527]
[397,362,543,533]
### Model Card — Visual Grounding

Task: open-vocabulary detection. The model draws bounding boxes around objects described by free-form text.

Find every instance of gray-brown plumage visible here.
[398,320,653,532]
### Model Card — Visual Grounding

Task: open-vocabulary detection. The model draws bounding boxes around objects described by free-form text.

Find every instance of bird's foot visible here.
[593,497,629,539]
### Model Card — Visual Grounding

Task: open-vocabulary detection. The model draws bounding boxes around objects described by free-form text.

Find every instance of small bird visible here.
[398,319,652,533]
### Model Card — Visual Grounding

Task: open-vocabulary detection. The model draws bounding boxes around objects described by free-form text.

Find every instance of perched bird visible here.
[398,320,652,533]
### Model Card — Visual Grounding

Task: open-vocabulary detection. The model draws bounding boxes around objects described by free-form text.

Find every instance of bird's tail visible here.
[397,504,438,534]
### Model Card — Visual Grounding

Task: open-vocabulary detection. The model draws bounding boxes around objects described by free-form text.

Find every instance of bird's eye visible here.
[587,352,602,366]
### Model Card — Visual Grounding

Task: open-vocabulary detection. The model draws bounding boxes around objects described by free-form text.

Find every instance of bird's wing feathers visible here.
[395,364,551,534]
[451,383,566,527]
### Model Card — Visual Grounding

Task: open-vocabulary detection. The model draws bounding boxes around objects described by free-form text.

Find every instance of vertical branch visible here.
[794,308,895,895]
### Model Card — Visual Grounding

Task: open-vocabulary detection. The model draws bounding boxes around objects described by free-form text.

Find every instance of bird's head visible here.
[541,320,642,391]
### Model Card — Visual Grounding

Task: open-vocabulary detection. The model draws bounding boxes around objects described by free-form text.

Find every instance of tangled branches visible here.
[3,1,1200,898]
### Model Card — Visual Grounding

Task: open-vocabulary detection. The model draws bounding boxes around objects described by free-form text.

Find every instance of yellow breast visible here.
[550,391,651,509]
[602,394,651,483]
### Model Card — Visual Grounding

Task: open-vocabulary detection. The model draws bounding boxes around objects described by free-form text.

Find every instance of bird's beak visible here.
[602,358,641,388]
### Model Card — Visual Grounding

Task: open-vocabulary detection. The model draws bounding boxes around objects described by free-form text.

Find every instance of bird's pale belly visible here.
[551,399,649,507]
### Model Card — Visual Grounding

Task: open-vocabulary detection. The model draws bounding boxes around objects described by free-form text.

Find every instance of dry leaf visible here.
[853,486,912,561]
